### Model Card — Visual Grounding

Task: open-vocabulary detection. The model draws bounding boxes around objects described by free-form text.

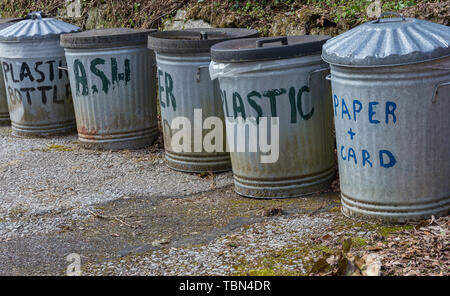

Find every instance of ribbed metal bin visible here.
[322,13,450,222]
[148,28,258,173]
[0,18,22,125]
[0,64,8,125]
[210,36,335,198]
[61,28,158,150]
[0,12,79,136]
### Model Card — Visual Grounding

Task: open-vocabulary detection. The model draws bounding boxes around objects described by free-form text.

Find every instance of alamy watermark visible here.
[169,109,280,164]
[66,253,81,276]
[366,0,382,18]
[65,0,81,18]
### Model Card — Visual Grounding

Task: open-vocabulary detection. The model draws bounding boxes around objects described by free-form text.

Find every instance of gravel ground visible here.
[0,125,344,275]
[0,126,232,241]
[84,214,338,276]
[1,125,445,276]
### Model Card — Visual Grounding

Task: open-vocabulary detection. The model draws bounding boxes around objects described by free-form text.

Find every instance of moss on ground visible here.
[233,246,312,276]
[42,144,74,152]
[351,237,368,248]
[378,225,414,237]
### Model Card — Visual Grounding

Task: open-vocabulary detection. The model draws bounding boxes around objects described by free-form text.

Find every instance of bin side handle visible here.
[432,81,450,104]
[196,65,209,83]
[308,67,330,89]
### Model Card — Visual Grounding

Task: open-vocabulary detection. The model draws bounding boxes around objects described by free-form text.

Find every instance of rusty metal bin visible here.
[148,28,258,173]
[322,13,450,222]
[61,28,158,150]
[0,12,79,136]
[210,36,335,198]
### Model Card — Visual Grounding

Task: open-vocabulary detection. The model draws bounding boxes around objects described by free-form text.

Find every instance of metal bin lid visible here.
[322,12,450,67]
[0,11,80,42]
[60,28,157,49]
[0,18,22,32]
[147,28,259,54]
[211,35,330,63]
[0,17,24,25]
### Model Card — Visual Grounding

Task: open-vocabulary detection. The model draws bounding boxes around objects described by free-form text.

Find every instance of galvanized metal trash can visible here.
[61,28,158,150]
[210,36,335,198]
[148,28,258,173]
[0,12,79,136]
[0,18,22,126]
[322,13,450,222]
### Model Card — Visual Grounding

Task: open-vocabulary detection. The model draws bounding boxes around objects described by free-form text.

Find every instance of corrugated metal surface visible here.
[0,12,79,41]
[65,46,158,150]
[0,14,79,136]
[156,52,231,173]
[0,40,75,136]
[0,19,19,125]
[330,58,450,222]
[322,16,450,67]
[218,55,335,198]
[0,68,9,125]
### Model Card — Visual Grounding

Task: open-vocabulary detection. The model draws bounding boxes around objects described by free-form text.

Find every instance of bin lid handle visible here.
[26,11,44,20]
[374,12,406,23]
[200,31,208,40]
[256,37,288,48]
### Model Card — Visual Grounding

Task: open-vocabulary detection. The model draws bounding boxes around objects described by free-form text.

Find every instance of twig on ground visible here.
[87,209,139,229]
